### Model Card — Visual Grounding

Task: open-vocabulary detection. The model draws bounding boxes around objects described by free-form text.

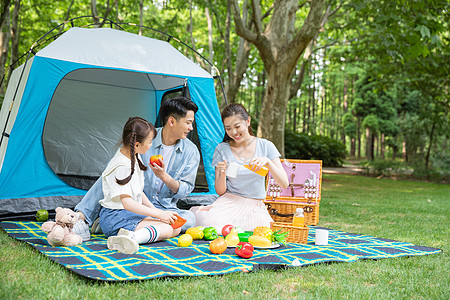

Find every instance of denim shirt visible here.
[142,127,200,209]
[75,127,200,225]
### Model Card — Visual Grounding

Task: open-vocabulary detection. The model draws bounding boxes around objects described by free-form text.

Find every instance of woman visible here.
[191,103,288,232]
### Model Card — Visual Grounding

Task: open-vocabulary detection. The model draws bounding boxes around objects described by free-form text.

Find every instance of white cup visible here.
[226,162,239,178]
[315,229,329,245]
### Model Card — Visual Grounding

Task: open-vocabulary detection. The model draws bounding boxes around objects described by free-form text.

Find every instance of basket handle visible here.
[269,207,294,218]
[266,204,314,216]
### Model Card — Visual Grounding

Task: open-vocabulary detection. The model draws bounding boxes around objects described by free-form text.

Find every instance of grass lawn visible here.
[0,174,448,299]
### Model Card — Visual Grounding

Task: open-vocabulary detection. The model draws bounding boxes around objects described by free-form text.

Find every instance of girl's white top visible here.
[99,149,145,209]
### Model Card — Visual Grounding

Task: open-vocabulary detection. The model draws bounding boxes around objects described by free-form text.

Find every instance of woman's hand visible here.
[216,160,227,175]
[248,157,270,171]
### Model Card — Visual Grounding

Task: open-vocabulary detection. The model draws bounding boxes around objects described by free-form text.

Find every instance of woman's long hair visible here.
[221,103,254,142]
[116,117,156,185]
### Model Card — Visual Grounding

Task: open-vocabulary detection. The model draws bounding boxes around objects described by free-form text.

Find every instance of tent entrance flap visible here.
[42,68,184,190]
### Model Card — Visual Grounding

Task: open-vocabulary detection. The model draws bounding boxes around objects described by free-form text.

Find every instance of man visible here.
[73,96,200,240]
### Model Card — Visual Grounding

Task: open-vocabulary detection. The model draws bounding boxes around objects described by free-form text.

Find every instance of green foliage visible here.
[362,114,378,132]
[0,0,447,169]
[284,130,346,167]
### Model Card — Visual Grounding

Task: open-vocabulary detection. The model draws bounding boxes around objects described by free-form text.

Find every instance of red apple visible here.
[150,154,163,167]
[222,224,234,237]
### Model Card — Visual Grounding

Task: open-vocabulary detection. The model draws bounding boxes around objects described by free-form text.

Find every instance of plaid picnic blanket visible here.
[0,221,441,281]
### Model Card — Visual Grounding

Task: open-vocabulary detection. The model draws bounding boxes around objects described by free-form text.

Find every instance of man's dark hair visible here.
[160,96,198,126]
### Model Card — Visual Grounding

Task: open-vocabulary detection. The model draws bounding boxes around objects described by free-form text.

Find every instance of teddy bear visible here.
[41,207,83,247]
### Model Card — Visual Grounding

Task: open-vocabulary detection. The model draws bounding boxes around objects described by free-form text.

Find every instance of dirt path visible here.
[322,164,363,175]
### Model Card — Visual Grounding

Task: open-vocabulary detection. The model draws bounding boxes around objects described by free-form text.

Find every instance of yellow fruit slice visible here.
[248,235,272,247]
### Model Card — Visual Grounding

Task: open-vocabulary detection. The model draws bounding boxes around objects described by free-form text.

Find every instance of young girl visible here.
[99,117,180,254]
[191,104,289,232]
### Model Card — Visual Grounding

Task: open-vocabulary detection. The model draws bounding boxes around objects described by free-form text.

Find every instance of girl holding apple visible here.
[99,117,180,254]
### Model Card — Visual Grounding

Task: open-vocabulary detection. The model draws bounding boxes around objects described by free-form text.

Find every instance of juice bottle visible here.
[292,208,305,227]
[243,164,269,176]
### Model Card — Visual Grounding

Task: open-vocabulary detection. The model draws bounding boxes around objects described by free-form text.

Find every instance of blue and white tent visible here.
[0,27,224,216]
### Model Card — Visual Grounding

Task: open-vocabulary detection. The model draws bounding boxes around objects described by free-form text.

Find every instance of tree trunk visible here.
[320,76,325,135]
[307,65,312,134]
[257,66,290,155]
[366,128,374,160]
[357,117,361,159]
[58,0,75,34]
[350,137,356,157]
[91,0,100,25]
[293,106,297,131]
[232,0,326,156]
[425,119,436,170]
[380,133,385,159]
[402,137,407,161]
[9,0,19,70]
[342,76,348,146]
[205,7,213,73]
[187,0,207,70]
[302,97,306,132]
[138,0,143,35]
[224,0,251,104]
[0,0,10,94]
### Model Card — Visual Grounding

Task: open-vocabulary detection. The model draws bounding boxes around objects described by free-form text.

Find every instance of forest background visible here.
[0,0,448,180]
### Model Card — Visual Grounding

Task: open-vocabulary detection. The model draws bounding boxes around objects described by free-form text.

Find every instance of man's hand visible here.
[149,158,166,179]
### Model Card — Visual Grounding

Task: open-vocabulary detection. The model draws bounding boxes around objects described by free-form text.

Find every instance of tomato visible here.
[177,234,193,247]
[171,216,187,229]
[209,237,227,254]
[185,227,204,240]
[150,154,163,167]
[221,224,234,237]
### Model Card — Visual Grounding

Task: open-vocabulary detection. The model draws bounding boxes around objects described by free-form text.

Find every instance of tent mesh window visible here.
[42,69,208,193]
[43,68,166,190]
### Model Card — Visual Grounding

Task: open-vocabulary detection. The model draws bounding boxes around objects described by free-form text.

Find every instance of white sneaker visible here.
[72,220,90,241]
[117,228,134,237]
[107,233,139,254]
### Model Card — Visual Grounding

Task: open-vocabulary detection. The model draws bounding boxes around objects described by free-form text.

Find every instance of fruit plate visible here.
[253,243,280,249]
[208,241,238,248]
[208,242,281,249]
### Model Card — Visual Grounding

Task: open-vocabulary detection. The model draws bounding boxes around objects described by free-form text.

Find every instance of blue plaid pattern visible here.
[1,221,441,281]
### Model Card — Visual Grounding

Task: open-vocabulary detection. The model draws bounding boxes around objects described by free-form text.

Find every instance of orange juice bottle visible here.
[243,164,269,176]
[292,208,305,227]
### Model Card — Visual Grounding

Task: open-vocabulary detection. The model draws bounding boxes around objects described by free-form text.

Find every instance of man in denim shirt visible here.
[73,96,200,240]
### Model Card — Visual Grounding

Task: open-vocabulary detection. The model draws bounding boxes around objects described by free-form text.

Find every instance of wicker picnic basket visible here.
[265,200,320,225]
[271,222,309,244]
[264,159,322,226]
